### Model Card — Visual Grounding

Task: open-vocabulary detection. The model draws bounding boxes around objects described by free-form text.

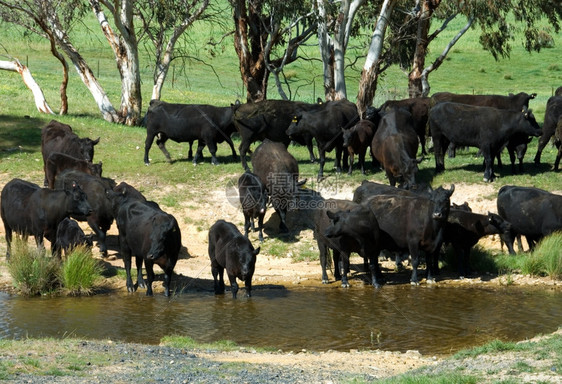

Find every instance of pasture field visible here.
[0,12,562,384]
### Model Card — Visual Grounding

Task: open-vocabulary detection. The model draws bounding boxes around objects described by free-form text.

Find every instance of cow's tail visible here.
[140,113,148,127]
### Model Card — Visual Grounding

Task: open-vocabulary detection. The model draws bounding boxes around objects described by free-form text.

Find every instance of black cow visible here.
[444,209,515,277]
[314,199,383,288]
[144,99,238,166]
[233,99,323,170]
[429,103,542,182]
[41,120,100,186]
[208,220,259,298]
[46,152,102,189]
[379,97,431,155]
[534,95,562,166]
[238,171,268,242]
[251,140,304,233]
[112,188,181,296]
[352,180,433,204]
[54,169,116,257]
[431,91,536,172]
[431,91,536,110]
[55,217,93,257]
[1,178,92,259]
[366,185,455,284]
[112,181,160,209]
[497,185,562,252]
[371,108,420,189]
[286,99,359,181]
[555,117,562,171]
[342,120,376,175]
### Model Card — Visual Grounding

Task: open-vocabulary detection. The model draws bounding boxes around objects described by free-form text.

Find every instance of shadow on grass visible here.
[0,115,44,159]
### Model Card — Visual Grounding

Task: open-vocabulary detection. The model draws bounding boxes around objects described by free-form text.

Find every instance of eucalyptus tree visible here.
[230,0,316,102]
[135,0,210,101]
[404,0,562,97]
[0,0,115,117]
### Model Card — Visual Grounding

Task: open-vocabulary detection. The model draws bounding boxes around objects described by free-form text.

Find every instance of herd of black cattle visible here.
[1,88,562,297]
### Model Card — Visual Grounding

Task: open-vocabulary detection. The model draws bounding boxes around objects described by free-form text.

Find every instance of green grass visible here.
[7,239,60,296]
[58,246,104,295]
[492,232,562,279]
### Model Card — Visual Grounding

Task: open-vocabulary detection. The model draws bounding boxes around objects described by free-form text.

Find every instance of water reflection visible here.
[0,285,560,355]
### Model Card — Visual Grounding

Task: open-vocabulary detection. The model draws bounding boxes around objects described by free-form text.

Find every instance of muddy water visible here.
[1,285,561,355]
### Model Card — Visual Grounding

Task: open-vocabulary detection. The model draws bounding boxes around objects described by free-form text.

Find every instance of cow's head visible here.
[90,162,103,178]
[286,114,303,138]
[430,184,455,221]
[147,214,179,262]
[342,126,356,148]
[233,237,259,280]
[398,157,421,190]
[325,205,376,240]
[488,212,516,254]
[80,137,100,162]
[67,181,93,217]
[520,108,542,137]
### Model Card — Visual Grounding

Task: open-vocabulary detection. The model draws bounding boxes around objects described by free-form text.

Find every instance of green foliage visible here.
[454,339,521,359]
[533,232,562,279]
[58,246,104,295]
[7,239,59,296]
[493,233,562,279]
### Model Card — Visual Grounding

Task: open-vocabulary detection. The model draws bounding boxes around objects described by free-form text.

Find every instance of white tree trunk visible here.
[44,9,120,122]
[90,0,142,125]
[356,0,397,116]
[150,0,209,101]
[0,59,54,114]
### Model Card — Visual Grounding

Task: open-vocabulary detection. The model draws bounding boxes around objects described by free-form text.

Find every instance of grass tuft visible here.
[532,232,562,279]
[58,245,104,295]
[7,239,59,296]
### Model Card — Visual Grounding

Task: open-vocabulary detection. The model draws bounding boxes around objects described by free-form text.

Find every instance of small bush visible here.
[7,239,59,296]
[503,74,513,80]
[532,232,562,279]
[58,246,103,295]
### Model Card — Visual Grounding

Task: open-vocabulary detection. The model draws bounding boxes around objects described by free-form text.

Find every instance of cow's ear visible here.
[254,247,260,256]
[530,93,537,99]
[92,137,100,145]
[326,210,337,220]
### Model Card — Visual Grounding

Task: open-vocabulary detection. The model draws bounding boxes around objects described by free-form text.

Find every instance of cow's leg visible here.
[318,241,330,284]
[144,259,155,296]
[193,141,206,165]
[4,226,12,259]
[306,141,316,163]
[207,141,220,166]
[135,255,146,289]
[332,249,342,281]
[555,141,562,171]
[340,252,350,288]
[409,244,421,285]
[257,213,265,243]
[86,217,108,257]
[144,132,157,165]
[211,263,225,295]
[121,241,136,293]
[433,137,447,173]
[359,150,366,175]
[243,213,251,238]
[244,276,252,298]
[347,152,354,175]
[155,135,173,163]
[228,274,239,299]
[277,207,289,233]
[225,136,238,161]
[187,141,194,160]
[482,151,495,182]
[317,148,326,181]
[534,134,551,165]
[334,146,343,172]
[162,266,173,297]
